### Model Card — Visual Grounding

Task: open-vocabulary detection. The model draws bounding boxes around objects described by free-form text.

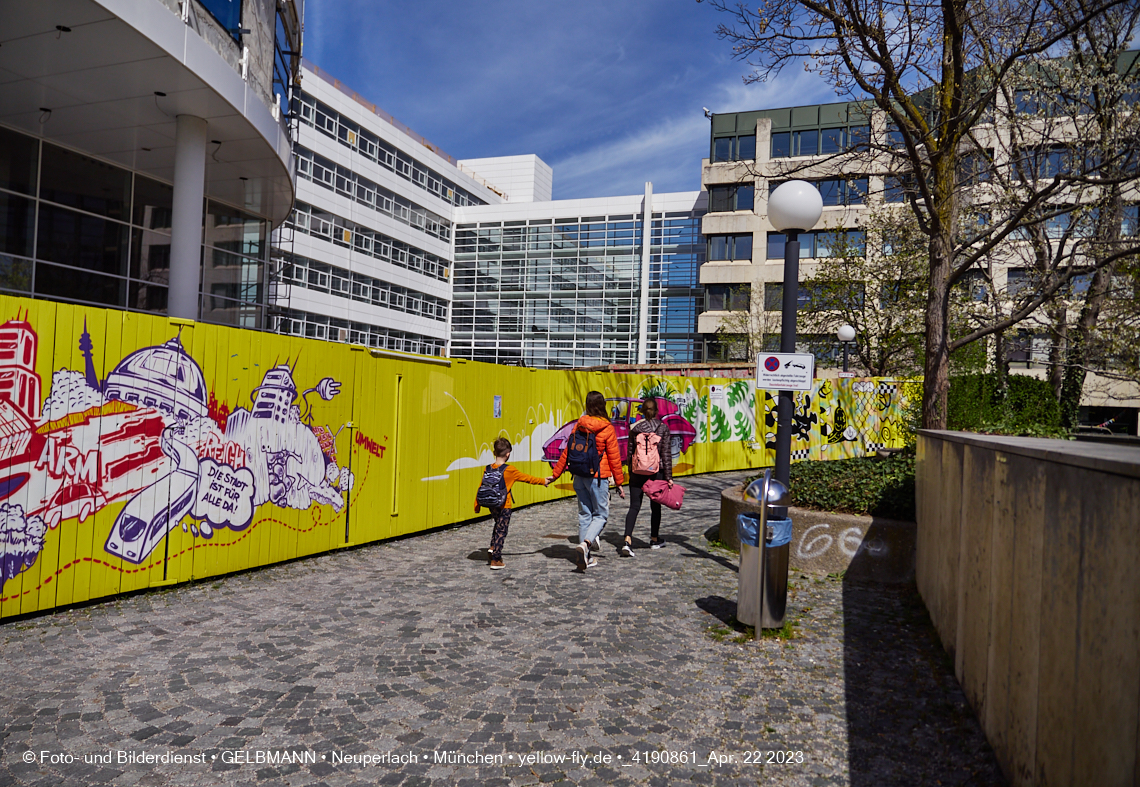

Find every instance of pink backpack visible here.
[631,431,662,475]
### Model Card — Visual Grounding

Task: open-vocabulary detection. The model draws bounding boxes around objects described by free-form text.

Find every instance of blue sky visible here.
[302,0,840,199]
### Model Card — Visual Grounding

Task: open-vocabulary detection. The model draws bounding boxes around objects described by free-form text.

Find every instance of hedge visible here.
[750,448,916,521]
[947,372,1063,436]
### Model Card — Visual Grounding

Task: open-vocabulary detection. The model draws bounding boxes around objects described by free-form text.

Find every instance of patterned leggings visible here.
[488,507,513,558]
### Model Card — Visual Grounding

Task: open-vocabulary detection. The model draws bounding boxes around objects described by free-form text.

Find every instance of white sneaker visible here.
[591,537,602,553]
[576,541,589,570]
[586,556,598,568]
[621,542,635,557]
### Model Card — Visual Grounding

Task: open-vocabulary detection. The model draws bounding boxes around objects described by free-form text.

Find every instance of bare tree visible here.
[701,0,1140,428]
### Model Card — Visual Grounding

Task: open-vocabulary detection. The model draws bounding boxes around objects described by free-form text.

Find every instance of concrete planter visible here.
[719,485,915,583]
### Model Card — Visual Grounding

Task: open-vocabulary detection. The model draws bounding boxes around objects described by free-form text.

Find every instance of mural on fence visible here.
[0,293,910,618]
[0,313,353,591]
[759,378,907,464]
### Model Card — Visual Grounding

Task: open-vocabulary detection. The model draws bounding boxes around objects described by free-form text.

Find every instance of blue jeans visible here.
[573,475,609,545]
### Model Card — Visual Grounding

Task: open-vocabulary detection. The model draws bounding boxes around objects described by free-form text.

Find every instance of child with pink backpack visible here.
[621,398,674,556]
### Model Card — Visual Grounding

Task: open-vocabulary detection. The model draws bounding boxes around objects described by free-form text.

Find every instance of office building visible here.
[451,190,707,367]
[0,0,302,327]
[268,62,503,355]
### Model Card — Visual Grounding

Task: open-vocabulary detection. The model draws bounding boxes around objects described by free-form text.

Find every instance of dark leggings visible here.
[488,507,512,558]
[624,472,662,541]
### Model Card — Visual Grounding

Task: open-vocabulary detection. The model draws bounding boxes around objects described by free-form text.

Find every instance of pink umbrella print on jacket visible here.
[541,397,698,466]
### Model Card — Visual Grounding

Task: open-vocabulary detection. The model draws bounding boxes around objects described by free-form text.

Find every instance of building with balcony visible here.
[0,0,302,327]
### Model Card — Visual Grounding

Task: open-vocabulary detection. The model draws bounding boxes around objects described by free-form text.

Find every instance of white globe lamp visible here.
[838,324,856,372]
[768,180,824,233]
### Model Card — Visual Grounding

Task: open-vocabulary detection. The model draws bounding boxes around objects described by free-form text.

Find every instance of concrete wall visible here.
[719,488,915,582]
[916,430,1140,787]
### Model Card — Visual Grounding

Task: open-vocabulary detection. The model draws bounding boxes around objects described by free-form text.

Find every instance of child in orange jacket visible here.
[475,437,548,570]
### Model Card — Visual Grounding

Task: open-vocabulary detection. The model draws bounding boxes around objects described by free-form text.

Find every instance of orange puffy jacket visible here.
[549,415,625,485]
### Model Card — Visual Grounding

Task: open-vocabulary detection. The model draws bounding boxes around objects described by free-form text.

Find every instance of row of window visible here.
[452,256,641,294]
[772,125,870,159]
[270,307,446,356]
[289,201,449,281]
[454,221,642,253]
[273,253,448,322]
[293,91,486,208]
[767,230,866,259]
[295,146,451,242]
[450,296,641,335]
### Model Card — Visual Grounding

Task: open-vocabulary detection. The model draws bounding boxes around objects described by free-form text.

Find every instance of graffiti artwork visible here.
[541,397,698,465]
[0,315,354,588]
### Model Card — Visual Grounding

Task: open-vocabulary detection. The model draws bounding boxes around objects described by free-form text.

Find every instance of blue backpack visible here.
[566,426,601,477]
[476,464,511,507]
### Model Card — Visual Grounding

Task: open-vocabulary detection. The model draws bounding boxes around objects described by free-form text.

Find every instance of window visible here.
[199,0,242,41]
[39,144,130,221]
[884,175,918,203]
[820,127,845,154]
[711,134,757,162]
[764,282,861,311]
[771,132,790,159]
[708,184,754,212]
[0,126,38,195]
[708,234,753,261]
[705,285,751,312]
[793,129,818,157]
[1122,205,1138,237]
[1016,146,1071,181]
[772,178,865,207]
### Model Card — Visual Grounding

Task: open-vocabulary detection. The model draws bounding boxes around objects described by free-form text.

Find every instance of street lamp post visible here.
[767,181,823,511]
[838,323,856,373]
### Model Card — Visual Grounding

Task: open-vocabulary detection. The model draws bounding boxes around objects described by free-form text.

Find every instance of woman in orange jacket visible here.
[547,390,625,571]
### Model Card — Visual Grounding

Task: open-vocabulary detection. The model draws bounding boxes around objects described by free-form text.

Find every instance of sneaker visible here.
[591,537,602,553]
[621,541,635,557]
[489,558,505,570]
[650,538,664,549]
[586,556,598,568]
[576,541,590,570]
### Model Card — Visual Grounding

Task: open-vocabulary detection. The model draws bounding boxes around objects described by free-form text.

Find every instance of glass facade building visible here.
[450,195,707,368]
[0,125,268,327]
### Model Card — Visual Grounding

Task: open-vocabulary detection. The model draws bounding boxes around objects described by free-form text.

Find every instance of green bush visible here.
[947,373,1063,436]
[751,448,916,521]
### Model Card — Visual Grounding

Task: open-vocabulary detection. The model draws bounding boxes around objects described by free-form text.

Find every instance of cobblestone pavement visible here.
[0,471,1005,787]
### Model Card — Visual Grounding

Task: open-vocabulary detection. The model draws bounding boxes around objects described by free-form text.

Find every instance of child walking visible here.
[546,390,625,571]
[475,437,548,570]
[622,397,673,556]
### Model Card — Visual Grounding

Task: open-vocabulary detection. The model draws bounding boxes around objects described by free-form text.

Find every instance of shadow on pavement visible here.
[842,579,1007,786]
[694,595,738,627]
[670,534,739,573]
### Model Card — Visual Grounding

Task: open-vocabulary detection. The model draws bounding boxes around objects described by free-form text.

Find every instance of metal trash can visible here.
[741,469,792,629]
[736,511,762,628]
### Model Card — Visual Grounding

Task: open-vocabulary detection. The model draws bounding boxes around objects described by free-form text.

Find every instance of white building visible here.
[452,189,707,367]
[0,0,302,327]
[267,61,503,356]
[269,62,709,367]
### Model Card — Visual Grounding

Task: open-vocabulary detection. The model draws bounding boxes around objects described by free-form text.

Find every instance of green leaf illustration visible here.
[710,406,731,442]
[733,411,753,441]
[726,380,749,407]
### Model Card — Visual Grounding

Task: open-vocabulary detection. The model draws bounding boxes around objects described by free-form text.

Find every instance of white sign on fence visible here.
[756,352,816,391]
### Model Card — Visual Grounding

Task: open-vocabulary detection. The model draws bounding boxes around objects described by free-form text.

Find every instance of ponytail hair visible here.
[584,390,608,420]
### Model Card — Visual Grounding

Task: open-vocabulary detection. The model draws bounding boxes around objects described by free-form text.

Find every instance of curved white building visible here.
[0,0,302,327]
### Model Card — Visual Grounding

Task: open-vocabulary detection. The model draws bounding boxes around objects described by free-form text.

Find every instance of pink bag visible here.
[642,480,685,510]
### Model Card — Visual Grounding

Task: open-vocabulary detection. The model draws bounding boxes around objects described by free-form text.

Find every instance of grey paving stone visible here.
[0,471,1004,786]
